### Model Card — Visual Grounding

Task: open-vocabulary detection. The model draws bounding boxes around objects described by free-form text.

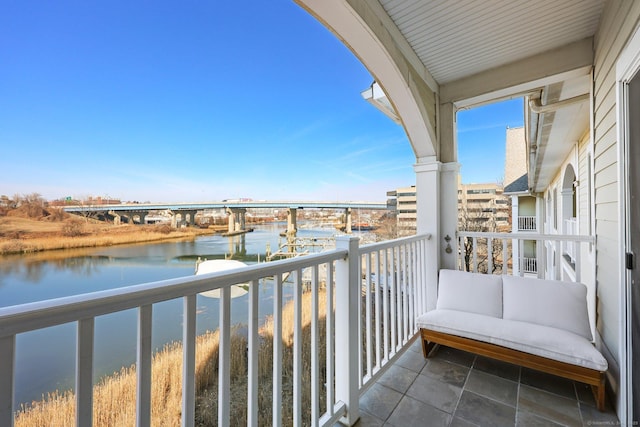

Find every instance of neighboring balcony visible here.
[517,215,537,231]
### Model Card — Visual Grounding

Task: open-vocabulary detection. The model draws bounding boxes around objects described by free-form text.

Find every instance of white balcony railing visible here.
[564,218,578,265]
[517,216,537,231]
[456,231,594,282]
[521,257,538,274]
[0,234,431,427]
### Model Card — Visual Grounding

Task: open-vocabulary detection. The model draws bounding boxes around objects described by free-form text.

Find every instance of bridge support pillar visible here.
[170,211,179,228]
[226,208,247,232]
[287,208,297,235]
[109,211,122,226]
[344,208,352,234]
[183,210,197,227]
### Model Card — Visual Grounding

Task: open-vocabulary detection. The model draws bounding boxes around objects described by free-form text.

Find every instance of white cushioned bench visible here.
[416,269,608,410]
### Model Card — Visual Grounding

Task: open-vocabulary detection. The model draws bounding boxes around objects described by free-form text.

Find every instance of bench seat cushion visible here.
[416,309,608,371]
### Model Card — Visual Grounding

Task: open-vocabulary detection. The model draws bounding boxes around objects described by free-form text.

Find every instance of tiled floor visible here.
[356,339,620,427]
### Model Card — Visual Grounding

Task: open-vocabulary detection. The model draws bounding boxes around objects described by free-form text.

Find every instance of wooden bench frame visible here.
[420,328,607,411]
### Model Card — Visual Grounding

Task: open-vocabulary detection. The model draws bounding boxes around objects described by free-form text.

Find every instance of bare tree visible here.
[458,204,505,274]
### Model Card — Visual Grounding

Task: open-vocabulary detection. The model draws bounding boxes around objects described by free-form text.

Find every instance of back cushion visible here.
[502,275,592,341]
[436,269,503,318]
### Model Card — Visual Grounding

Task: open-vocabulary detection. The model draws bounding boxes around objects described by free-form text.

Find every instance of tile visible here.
[408,338,423,353]
[464,369,518,407]
[421,359,470,388]
[520,368,577,399]
[377,364,419,394]
[516,410,564,426]
[518,384,582,427]
[395,347,428,373]
[454,390,516,427]
[406,371,462,413]
[580,402,620,426]
[472,355,521,382]
[450,416,480,427]
[386,395,451,427]
[574,382,598,408]
[436,346,476,368]
[359,383,403,421]
[353,409,385,427]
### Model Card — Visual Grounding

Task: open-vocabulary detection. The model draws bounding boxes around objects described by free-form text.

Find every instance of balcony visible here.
[517,216,537,231]
[0,232,614,426]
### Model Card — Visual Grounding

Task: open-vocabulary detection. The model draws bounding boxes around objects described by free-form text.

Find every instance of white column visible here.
[414,157,441,311]
[415,157,460,309]
[335,236,360,426]
[440,162,460,271]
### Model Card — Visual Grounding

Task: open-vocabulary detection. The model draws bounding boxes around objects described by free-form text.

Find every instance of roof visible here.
[504,173,529,194]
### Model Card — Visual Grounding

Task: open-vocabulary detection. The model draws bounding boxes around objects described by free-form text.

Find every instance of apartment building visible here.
[388,181,510,235]
[386,186,417,236]
[458,182,511,232]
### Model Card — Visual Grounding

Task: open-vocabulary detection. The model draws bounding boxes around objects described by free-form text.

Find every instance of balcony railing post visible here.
[335,236,360,426]
[0,335,15,427]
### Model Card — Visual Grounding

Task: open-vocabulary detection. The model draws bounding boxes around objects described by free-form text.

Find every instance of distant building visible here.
[386,186,416,236]
[387,179,510,235]
[458,181,510,232]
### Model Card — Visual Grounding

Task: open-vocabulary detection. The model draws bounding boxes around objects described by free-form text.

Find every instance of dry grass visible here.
[14,289,329,427]
[0,217,213,255]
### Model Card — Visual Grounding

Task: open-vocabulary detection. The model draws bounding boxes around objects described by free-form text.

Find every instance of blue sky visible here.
[1,1,523,203]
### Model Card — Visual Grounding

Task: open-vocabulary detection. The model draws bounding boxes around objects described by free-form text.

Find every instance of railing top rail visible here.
[0,248,347,338]
[359,233,432,254]
[456,231,595,243]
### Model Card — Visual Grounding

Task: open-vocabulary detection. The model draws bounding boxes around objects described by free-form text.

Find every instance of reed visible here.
[0,222,213,255]
[14,289,329,427]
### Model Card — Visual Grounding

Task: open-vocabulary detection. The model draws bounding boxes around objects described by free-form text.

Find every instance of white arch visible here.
[295,0,437,159]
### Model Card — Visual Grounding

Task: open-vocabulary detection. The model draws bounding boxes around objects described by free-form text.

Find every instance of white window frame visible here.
[616,22,640,427]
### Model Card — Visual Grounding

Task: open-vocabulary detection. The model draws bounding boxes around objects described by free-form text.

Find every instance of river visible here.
[0,222,362,407]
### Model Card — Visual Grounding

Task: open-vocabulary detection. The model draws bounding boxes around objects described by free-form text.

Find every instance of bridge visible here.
[63,200,389,234]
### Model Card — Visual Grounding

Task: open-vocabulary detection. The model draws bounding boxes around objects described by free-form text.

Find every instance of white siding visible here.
[593,0,640,363]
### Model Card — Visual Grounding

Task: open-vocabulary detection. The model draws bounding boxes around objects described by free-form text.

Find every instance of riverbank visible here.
[0,216,216,255]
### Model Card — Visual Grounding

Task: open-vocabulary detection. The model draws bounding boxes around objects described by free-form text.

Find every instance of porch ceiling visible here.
[297,0,604,168]
[379,0,603,86]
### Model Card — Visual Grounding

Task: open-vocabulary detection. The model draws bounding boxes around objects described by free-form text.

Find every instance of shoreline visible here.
[0,219,218,256]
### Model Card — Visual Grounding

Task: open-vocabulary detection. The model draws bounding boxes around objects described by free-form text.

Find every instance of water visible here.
[0,223,347,406]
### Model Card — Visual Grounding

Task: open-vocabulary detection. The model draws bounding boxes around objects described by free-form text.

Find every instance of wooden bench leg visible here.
[421,338,437,358]
[592,373,606,411]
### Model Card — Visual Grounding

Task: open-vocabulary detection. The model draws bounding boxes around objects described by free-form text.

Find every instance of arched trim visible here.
[295,0,437,159]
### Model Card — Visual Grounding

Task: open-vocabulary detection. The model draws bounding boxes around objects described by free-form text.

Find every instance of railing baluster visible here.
[0,335,15,427]
[247,279,259,427]
[311,265,319,427]
[76,318,94,427]
[182,295,196,427]
[401,244,408,343]
[487,238,493,274]
[273,273,283,426]
[374,250,381,369]
[472,237,478,272]
[365,253,372,379]
[137,304,153,427]
[390,247,397,354]
[218,287,231,426]
[326,263,335,417]
[382,248,389,361]
[503,239,508,275]
[409,241,416,333]
[293,269,302,426]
